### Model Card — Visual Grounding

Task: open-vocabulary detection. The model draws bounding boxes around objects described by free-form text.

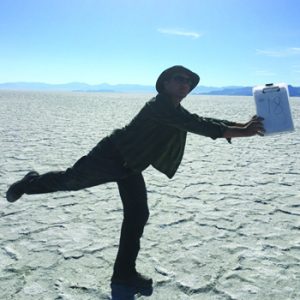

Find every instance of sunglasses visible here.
[171,74,193,86]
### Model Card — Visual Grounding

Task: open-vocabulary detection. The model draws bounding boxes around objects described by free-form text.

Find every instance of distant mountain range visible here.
[200,85,300,97]
[0,82,299,96]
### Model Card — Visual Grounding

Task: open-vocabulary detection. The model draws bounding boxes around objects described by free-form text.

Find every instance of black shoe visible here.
[111,272,153,297]
[6,171,39,202]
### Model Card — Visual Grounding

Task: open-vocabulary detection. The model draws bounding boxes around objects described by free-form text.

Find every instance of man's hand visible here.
[223,116,265,138]
[243,116,265,136]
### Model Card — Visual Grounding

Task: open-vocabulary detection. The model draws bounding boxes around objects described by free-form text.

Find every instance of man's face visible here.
[163,73,193,102]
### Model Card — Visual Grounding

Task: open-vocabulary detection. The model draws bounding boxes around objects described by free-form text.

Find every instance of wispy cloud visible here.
[292,65,300,73]
[158,28,202,39]
[256,47,300,57]
[255,70,276,76]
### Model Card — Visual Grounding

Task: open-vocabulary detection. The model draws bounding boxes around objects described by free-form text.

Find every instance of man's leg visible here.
[6,137,131,201]
[112,173,152,292]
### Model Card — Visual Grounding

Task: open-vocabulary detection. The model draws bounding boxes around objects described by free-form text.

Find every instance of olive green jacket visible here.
[109,93,235,178]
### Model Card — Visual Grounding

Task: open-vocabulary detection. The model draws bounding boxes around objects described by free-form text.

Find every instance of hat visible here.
[156,65,200,93]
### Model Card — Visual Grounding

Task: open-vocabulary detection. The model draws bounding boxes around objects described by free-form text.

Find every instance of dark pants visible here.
[24,137,149,279]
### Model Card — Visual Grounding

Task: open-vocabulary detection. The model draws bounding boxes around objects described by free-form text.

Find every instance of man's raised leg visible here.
[6,137,131,202]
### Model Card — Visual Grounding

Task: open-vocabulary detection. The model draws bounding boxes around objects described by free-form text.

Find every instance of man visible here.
[6,66,264,297]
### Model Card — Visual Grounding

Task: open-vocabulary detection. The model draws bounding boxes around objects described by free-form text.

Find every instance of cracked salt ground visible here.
[1,91,300,299]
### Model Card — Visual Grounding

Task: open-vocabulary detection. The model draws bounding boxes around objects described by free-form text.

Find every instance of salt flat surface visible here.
[1,91,299,300]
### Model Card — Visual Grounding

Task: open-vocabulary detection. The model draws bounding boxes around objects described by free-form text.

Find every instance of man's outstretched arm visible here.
[223,116,265,138]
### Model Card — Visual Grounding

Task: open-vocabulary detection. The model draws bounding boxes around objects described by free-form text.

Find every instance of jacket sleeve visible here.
[146,98,233,140]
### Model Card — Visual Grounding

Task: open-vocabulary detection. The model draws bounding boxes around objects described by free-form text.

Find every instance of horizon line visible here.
[1,81,298,88]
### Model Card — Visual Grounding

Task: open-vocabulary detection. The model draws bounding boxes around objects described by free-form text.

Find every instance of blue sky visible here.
[1,0,300,86]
